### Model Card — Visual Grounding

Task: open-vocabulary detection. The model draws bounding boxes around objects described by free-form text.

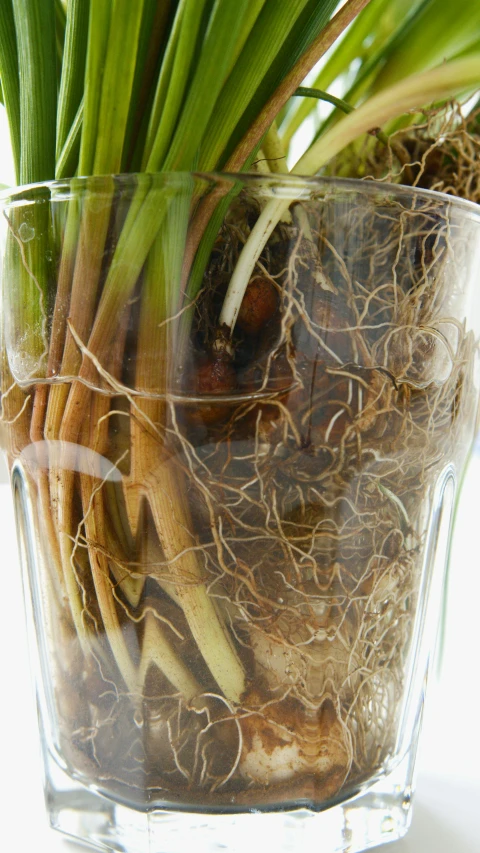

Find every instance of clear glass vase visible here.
[1,173,479,853]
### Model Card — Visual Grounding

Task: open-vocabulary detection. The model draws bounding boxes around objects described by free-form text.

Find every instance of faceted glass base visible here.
[44,744,415,853]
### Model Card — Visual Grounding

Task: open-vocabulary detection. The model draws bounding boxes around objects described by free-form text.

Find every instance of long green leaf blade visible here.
[145,0,209,172]
[56,0,90,162]
[225,0,338,165]
[225,0,267,78]
[0,0,20,180]
[122,0,175,171]
[373,0,480,91]
[162,0,251,171]
[78,0,111,176]
[55,0,66,67]
[93,0,146,175]
[13,0,57,184]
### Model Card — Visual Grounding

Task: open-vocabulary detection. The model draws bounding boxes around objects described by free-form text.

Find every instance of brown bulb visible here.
[196,355,236,395]
[182,354,238,429]
[237,277,278,335]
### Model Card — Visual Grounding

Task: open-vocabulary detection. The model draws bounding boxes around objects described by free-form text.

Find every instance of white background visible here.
[0,104,479,851]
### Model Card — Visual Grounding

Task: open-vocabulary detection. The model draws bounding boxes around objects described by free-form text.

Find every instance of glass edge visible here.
[0,171,479,222]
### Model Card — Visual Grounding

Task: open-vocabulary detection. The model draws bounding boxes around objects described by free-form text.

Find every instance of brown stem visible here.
[45,185,114,443]
[224,0,373,173]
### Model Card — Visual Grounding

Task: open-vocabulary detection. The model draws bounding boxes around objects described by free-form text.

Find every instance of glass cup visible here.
[1,173,480,853]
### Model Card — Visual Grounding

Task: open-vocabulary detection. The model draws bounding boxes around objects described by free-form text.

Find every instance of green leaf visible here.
[78,0,111,176]
[141,1,184,169]
[281,0,412,147]
[162,0,252,171]
[225,0,268,78]
[223,0,374,172]
[197,0,319,171]
[56,97,83,179]
[0,0,20,180]
[55,0,66,66]
[122,0,176,171]
[13,0,58,184]
[266,0,339,80]
[93,0,146,175]
[56,0,90,162]
[144,0,210,172]
[225,0,338,165]
[373,0,480,92]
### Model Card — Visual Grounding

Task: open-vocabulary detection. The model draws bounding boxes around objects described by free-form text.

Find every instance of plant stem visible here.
[125,228,246,704]
[3,196,53,382]
[262,121,289,173]
[0,347,31,461]
[79,469,138,693]
[44,180,114,442]
[292,87,390,145]
[138,611,203,702]
[146,462,246,703]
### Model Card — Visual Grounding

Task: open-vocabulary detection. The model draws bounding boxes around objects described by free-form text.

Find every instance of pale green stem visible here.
[262,122,289,174]
[138,611,203,702]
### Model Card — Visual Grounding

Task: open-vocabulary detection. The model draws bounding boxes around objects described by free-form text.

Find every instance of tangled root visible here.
[328,101,480,204]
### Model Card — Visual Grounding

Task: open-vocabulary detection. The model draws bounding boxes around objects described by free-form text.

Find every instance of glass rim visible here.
[1,171,480,222]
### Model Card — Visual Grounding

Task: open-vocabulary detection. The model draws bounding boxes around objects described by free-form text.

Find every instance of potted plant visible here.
[1,2,479,852]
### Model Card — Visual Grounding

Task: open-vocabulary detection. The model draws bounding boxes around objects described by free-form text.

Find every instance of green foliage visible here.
[92,0,146,174]
[197,0,335,171]
[0,1,20,179]
[78,0,111,175]
[56,0,89,161]
[372,0,480,90]
[281,0,419,145]
[54,0,66,66]
[2,0,479,188]
[13,0,57,185]
[282,0,480,146]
